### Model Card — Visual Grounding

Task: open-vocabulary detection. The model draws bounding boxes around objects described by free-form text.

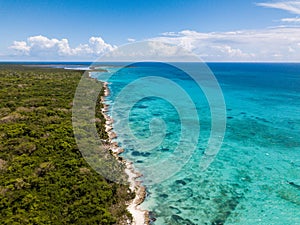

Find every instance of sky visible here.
[1,0,300,62]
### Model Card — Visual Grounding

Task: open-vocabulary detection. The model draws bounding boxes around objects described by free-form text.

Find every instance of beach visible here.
[101,81,149,225]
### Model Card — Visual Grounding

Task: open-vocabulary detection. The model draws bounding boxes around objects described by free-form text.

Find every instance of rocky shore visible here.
[101,82,149,225]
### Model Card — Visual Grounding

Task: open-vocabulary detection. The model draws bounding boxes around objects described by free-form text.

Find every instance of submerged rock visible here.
[141,152,151,157]
[211,195,241,225]
[131,151,141,156]
[211,219,225,225]
[168,214,195,225]
[159,193,169,198]
[169,206,182,214]
[175,179,187,185]
[288,181,300,190]
[148,211,157,223]
[138,104,148,109]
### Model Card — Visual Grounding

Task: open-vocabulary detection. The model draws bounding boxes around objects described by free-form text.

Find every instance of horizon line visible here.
[0,60,300,64]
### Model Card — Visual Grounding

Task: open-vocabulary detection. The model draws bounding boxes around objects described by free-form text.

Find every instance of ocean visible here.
[90,62,300,225]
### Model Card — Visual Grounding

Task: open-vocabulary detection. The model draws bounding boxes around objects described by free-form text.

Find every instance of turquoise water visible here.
[92,63,300,224]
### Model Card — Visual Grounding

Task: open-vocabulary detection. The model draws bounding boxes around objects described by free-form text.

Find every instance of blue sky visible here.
[1,0,300,61]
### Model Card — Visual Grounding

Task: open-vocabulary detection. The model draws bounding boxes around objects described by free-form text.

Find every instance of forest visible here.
[0,65,133,224]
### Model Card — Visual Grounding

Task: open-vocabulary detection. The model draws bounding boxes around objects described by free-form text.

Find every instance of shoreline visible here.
[101,81,149,225]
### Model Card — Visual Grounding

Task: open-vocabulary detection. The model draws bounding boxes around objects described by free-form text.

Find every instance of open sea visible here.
[90,62,300,225]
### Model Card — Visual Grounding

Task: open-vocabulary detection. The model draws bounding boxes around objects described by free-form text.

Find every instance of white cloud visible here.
[256,1,300,14]
[212,45,251,58]
[151,27,300,61]
[160,31,181,37]
[88,37,115,54]
[9,35,116,59]
[281,17,300,22]
[101,41,196,62]
[127,38,136,42]
[9,41,30,55]
[28,35,59,48]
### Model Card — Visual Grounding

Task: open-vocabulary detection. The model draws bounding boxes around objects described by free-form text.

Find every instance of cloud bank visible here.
[151,27,300,61]
[9,35,116,60]
[7,28,300,62]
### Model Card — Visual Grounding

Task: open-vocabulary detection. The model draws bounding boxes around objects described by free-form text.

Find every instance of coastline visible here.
[101,81,149,225]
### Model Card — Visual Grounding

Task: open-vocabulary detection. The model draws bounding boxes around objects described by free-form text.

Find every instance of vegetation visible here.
[0,65,133,224]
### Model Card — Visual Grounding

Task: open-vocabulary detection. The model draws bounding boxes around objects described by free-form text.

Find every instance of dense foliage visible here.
[0,65,133,224]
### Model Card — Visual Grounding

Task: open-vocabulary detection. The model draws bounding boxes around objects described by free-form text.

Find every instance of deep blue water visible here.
[91,62,300,225]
